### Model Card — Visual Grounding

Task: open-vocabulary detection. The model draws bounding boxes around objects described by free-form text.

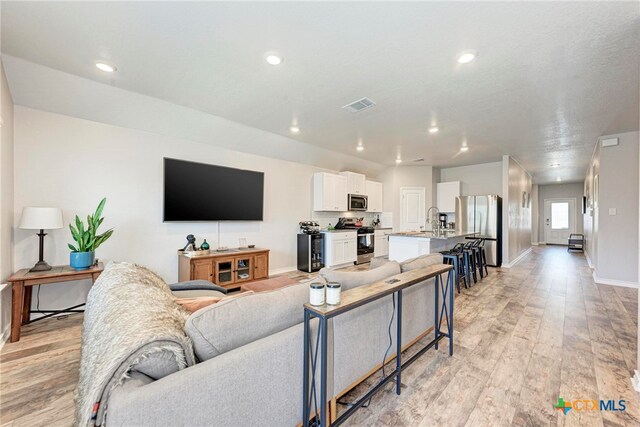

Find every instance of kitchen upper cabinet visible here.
[340,171,366,195]
[436,181,461,213]
[365,180,383,213]
[313,172,348,211]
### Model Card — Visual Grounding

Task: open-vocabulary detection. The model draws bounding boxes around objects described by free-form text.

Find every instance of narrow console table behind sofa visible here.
[303,263,454,427]
[178,248,270,291]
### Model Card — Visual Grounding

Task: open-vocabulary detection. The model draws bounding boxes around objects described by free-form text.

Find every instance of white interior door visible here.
[544,198,575,244]
[400,187,425,231]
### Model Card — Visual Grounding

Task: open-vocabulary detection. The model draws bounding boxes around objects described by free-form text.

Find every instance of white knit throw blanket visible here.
[74,262,195,426]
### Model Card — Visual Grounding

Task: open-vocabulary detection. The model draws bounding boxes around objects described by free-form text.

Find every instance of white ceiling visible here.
[1,1,638,184]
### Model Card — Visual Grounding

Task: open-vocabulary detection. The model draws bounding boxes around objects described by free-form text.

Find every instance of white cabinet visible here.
[340,171,366,195]
[313,172,347,211]
[373,229,391,257]
[322,231,357,267]
[436,181,461,213]
[365,180,383,213]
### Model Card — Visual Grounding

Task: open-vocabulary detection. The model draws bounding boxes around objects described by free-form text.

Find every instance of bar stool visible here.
[441,243,469,293]
[477,239,489,277]
[471,239,485,280]
[462,241,478,284]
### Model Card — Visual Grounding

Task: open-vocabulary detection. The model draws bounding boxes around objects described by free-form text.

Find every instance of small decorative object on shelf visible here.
[309,282,325,306]
[326,282,341,305]
[68,198,114,270]
[239,238,247,248]
[183,234,197,251]
[200,239,210,250]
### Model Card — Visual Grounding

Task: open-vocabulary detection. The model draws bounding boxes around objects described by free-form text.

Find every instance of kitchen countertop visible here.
[389,231,477,240]
[321,229,357,233]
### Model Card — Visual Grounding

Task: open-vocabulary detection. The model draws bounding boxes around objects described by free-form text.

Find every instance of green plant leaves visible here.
[68,197,114,253]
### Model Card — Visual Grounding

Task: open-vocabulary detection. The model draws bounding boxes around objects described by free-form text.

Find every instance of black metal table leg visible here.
[320,316,328,427]
[448,270,454,356]
[396,290,403,395]
[434,274,440,350]
[303,310,310,427]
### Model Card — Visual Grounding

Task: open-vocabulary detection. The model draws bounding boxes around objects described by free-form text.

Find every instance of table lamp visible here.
[19,207,64,272]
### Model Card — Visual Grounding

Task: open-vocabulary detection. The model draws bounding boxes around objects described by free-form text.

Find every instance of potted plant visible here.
[68,198,114,270]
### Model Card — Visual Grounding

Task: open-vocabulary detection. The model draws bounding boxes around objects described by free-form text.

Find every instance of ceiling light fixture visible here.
[460,146,469,152]
[395,158,402,164]
[356,145,364,152]
[551,163,560,168]
[428,126,439,134]
[95,62,116,73]
[264,52,283,65]
[456,50,477,64]
[557,177,562,182]
[289,125,300,133]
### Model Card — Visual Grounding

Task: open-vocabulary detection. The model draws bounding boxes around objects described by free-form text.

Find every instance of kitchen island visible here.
[388,231,476,262]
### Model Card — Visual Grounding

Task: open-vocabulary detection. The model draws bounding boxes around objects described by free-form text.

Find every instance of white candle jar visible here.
[326,282,341,305]
[309,282,325,306]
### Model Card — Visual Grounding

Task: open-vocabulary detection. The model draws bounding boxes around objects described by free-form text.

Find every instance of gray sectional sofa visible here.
[98,254,443,426]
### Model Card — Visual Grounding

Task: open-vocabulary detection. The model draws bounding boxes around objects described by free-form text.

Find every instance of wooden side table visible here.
[7,263,104,342]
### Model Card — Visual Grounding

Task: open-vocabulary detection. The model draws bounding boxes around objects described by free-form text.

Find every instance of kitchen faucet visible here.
[426,206,441,234]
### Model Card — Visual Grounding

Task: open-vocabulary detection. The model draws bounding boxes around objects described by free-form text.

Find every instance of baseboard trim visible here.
[531,242,540,246]
[585,252,594,269]
[270,266,299,276]
[501,247,532,269]
[592,272,639,289]
[0,283,9,350]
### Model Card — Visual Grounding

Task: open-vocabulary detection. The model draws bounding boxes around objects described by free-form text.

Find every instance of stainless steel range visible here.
[335,217,374,264]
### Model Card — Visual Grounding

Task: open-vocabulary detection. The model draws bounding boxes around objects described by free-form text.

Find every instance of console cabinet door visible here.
[234,256,253,283]
[192,259,214,282]
[254,253,269,279]
[214,257,235,287]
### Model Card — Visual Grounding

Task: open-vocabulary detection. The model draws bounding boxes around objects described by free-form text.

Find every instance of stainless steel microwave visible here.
[348,194,368,211]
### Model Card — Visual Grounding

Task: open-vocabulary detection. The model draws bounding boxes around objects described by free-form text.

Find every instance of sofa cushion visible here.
[174,291,253,312]
[185,277,325,361]
[399,253,444,272]
[369,257,392,270]
[319,261,401,291]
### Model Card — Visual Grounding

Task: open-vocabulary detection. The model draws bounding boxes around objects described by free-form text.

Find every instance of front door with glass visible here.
[544,199,575,245]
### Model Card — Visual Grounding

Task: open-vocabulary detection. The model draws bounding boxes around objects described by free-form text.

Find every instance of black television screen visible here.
[163,158,264,221]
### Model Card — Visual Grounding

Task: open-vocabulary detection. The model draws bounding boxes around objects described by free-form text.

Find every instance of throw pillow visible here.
[319,261,401,291]
[174,291,254,313]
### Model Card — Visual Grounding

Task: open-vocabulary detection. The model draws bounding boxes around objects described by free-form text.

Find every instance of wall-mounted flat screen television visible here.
[163,158,264,221]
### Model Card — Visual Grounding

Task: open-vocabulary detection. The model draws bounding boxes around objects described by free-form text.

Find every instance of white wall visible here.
[531,184,538,244]
[438,161,503,196]
[537,182,585,243]
[378,165,437,231]
[0,59,15,343]
[590,132,639,284]
[502,155,532,267]
[13,107,383,316]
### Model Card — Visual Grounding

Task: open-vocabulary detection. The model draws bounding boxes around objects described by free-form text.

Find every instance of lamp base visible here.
[29,261,53,272]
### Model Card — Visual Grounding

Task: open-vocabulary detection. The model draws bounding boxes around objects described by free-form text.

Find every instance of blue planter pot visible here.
[70,251,95,270]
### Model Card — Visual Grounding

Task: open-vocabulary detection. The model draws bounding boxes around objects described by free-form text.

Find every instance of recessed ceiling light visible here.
[395,158,402,164]
[428,126,439,134]
[95,62,116,73]
[460,146,469,152]
[557,177,562,182]
[456,50,477,64]
[265,52,283,65]
[356,145,364,151]
[289,126,300,133]
[551,163,560,168]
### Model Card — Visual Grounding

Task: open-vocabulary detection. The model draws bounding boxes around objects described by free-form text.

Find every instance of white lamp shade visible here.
[19,207,64,230]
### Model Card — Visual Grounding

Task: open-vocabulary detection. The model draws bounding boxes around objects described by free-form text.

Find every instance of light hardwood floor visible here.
[1,246,639,426]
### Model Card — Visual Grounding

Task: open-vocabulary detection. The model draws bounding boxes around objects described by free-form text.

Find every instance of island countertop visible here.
[389,231,477,240]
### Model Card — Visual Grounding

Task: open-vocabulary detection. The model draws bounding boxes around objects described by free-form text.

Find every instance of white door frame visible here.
[543,197,577,245]
[400,187,426,231]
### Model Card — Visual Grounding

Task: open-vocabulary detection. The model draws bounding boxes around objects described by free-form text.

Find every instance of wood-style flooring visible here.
[1,246,639,426]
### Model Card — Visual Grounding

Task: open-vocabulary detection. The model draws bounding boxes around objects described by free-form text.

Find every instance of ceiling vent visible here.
[412,158,425,163]
[342,97,376,113]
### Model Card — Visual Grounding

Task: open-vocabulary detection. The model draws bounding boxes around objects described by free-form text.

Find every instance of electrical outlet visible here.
[608,208,617,216]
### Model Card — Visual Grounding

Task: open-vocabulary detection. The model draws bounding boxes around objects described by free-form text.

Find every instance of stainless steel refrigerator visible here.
[455,195,502,267]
